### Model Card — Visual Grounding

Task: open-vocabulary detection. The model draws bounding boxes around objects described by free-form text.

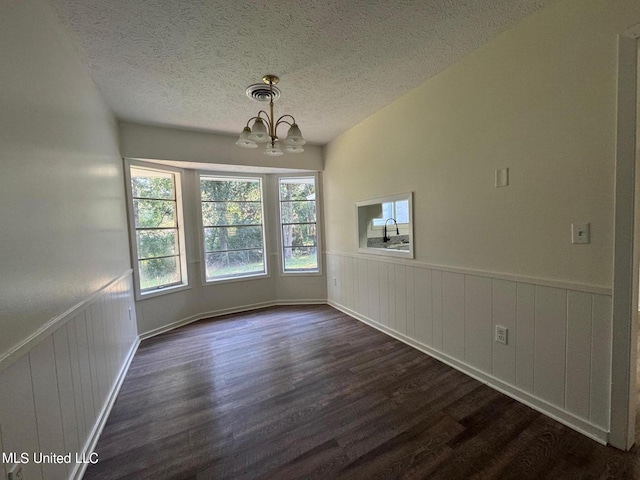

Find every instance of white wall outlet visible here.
[495,325,508,345]
[332,277,337,286]
[8,464,24,480]
[571,223,590,244]
[495,168,509,187]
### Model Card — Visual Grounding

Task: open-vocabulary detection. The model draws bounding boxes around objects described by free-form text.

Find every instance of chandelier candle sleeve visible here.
[236,75,306,155]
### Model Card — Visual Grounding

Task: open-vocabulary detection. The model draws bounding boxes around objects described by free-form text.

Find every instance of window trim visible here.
[277,173,322,276]
[197,172,270,285]
[124,159,190,300]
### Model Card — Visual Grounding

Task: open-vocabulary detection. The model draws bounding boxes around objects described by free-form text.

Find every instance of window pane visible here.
[373,201,405,227]
[134,199,176,228]
[278,177,319,274]
[205,250,265,279]
[396,199,409,224]
[131,168,175,199]
[136,229,178,259]
[201,178,261,201]
[139,256,180,290]
[283,247,318,271]
[204,226,264,252]
[281,224,316,248]
[200,176,266,281]
[280,200,316,224]
[201,201,262,226]
[279,178,315,201]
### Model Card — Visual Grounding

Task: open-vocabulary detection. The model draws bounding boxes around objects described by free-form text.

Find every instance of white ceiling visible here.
[48,0,554,145]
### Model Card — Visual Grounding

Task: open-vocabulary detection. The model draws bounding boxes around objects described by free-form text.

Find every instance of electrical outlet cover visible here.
[495,325,508,345]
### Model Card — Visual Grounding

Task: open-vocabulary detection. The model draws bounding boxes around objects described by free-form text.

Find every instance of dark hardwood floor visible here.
[84,305,640,479]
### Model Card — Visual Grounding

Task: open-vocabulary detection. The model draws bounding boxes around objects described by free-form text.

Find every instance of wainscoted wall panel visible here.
[394,264,407,334]
[533,286,567,409]
[442,272,465,360]
[432,269,444,352]
[515,283,536,393]
[326,252,613,443]
[413,267,433,347]
[591,295,613,429]
[31,337,69,480]
[0,272,138,480]
[491,279,517,385]
[464,275,492,374]
[566,291,593,420]
[367,259,380,322]
[0,356,41,480]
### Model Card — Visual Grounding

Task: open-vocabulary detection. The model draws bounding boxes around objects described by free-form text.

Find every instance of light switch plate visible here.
[572,223,590,244]
[495,168,509,188]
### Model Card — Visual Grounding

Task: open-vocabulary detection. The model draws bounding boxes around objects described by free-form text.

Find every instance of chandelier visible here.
[235,74,306,156]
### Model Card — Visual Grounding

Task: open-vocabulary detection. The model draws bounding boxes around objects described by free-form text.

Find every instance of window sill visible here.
[137,283,191,301]
[280,270,322,277]
[357,246,414,259]
[203,272,270,286]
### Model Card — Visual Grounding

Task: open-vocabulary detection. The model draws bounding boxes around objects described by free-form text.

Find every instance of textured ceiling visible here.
[48,0,554,145]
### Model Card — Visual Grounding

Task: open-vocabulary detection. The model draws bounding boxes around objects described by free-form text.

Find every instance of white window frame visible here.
[197,172,269,284]
[124,159,190,300]
[277,174,322,276]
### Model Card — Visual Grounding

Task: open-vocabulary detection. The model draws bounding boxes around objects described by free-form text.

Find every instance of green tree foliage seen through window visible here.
[131,167,183,290]
[200,176,266,280]
[279,177,318,272]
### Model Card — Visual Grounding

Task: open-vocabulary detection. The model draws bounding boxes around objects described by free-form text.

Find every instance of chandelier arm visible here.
[245,115,260,128]
[275,115,296,130]
[247,111,273,130]
[257,110,273,130]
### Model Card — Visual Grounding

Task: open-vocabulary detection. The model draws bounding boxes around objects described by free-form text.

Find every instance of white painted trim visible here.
[275,172,324,277]
[328,300,609,445]
[138,298,328,340]
[196,171,270,286]
[326,250,611,296]
[124,159,191,301]
[609,32,639,451]
[276,299,327,306]
[71,338,140,480]
[0,269,134,374]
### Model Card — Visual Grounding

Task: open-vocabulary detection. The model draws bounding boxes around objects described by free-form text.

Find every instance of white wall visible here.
[323,0,640,443]
[324,0,640,289]
[0,0,133,363]
[119,122,324,172]
[0,1,138,478]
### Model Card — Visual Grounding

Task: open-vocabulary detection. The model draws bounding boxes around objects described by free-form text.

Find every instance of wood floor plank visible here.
[83,305,640,479]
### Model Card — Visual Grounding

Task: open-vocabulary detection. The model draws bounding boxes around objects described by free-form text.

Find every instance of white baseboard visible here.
[139,299,328,341]
[328,300,609,446]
